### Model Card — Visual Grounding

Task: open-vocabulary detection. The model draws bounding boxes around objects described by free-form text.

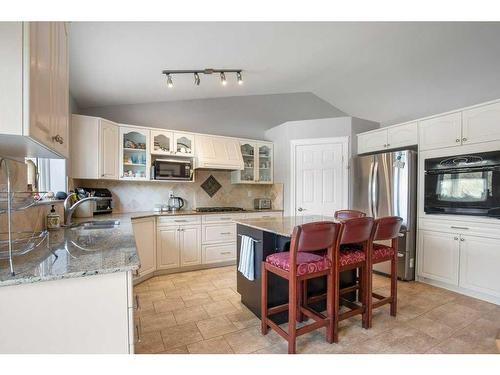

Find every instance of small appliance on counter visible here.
[74,188,113,216]
[167,193,185,212]
[254,198,272,210]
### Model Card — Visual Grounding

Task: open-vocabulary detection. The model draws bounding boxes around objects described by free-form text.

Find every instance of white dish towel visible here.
[238,235,255,281]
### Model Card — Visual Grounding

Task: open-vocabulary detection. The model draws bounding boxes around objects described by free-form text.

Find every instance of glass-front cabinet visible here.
[231,141,273,184]
[174,132,195,156]
[119,127,150,180]
[151,130,174,155]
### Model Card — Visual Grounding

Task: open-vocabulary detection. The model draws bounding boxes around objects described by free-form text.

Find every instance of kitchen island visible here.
[235,215,356,324]
[0,217,140,354]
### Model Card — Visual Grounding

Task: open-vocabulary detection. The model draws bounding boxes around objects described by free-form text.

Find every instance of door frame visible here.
[290,136,350,216]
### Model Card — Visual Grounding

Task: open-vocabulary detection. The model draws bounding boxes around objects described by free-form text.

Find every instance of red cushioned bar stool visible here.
[366,216,403,328]
[334,210,366,221]
[261,221,342,354]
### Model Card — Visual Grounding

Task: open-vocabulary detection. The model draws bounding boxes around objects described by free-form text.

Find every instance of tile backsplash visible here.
[74,170,283,213]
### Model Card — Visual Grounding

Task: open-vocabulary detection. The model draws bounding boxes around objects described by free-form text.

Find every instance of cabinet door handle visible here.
[454,236,459,241]
[219,218,231,221]
[462,137,467,142]
[460,237,465,242]
[134,295,140,310]
[52,134,64,144]
[450,226,469,230]
[455,138,460,143]
[135,324,141,343]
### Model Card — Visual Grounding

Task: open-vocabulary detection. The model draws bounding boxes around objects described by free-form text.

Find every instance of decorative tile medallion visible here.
[201,175,222,197]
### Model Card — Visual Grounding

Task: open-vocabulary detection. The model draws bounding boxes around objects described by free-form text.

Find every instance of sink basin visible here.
[67,220,120,251]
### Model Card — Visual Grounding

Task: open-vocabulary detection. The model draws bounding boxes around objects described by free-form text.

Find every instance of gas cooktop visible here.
[195,207,246,213]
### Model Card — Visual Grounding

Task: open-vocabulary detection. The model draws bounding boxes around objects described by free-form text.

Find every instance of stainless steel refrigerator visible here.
[352,149,417,281]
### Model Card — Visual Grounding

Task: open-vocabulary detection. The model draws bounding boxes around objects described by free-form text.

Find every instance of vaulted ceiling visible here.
[70,22,500,125]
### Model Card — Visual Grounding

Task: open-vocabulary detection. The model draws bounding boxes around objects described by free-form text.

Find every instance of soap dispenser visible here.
[46,205,61,230]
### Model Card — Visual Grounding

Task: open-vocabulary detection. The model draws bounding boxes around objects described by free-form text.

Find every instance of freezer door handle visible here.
[372,160,379,217]
[368,160,374,217]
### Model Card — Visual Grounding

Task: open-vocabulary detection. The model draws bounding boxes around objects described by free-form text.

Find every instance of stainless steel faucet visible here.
[63,192,107,226]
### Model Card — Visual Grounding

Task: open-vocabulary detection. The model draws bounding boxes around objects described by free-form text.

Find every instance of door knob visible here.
[52,134,64,144]
[297,207,306,212]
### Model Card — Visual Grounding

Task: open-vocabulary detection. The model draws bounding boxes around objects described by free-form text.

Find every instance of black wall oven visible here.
[424,151,500,218]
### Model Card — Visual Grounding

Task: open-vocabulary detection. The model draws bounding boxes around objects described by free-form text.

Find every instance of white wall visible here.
[265,117,352,216]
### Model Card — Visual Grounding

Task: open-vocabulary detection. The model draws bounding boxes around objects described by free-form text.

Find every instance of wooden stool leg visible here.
[261,263,269,335]
[366,264,373,329]
[297,281,304,322]
[326,272,334,343]
[390,252,397,317]
[333,268,340,343]
[288,276,297,354]
[358,268,364,303]
[361,265,369,329]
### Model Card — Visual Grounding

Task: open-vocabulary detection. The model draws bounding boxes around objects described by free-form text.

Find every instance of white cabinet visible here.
[173,132,195,156]
[132,217,156,278]
[459,235,500,298]
[462,101,500,145]
[232,141,274,184]
[179,225,202,267]
[202,242,236,264]
[71,115,119,180]
[195,135,244,169]
[202,223,237,244]
[419,112,462,151]
[151,129,174,155]
[0,22,69,158]
[119,126,150,180]
[156,223,201,270]
[357,122,417,154]
[418,230,459,285]
[157,226,180,270]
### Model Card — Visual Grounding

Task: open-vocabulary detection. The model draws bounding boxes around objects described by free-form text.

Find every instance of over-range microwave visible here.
[152,158,193,181]
[424,151,500,218]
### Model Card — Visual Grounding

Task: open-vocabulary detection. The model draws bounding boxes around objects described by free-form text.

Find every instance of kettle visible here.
[168,193,185,211]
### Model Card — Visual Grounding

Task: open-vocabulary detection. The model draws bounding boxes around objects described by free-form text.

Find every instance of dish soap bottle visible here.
[46,205,61,230]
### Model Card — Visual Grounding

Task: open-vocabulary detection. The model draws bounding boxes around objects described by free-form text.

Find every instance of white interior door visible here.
[292,138,348,216]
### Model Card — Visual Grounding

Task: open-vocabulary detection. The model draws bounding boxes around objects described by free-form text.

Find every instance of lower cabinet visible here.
[179,225,202,267]
[132,217,156,278]
[157,224,201,270]
[418,230,459,285]
[202,242,237,264]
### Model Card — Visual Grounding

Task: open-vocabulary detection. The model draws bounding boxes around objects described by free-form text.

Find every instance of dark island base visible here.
[236,224,357,325]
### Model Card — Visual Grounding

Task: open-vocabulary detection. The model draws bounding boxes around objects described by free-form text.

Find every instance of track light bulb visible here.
[237,71,243,85]
[194,72,200,86]
[220,72,227,86]
[166,74,174,88]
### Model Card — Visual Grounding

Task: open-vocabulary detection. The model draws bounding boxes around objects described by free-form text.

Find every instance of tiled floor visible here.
[133,266,500,354]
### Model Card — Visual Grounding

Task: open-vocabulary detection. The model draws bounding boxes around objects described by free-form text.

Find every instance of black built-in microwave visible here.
[424,151,500,218]
[152,158,193,181]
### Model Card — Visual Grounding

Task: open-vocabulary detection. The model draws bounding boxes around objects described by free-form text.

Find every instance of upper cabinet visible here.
[195,135,244,170]
[174,132,195,156]
[462,102,500,145]
[357,122,417,154]
[119,126,150,180]
[418,112,462,151]
[71,115,119,180]
[232,141,273,184]
[151,130,174,155]
[0,22,69,159]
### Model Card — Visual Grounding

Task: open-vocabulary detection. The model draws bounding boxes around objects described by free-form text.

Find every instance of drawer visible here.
[203,223,236,244]
[157,215,201,226]
[419,217,500,239]
[202,213,245,223]
[244,211,282,219]
[202,242,236,264]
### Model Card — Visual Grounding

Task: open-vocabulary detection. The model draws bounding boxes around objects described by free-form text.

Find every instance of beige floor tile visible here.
[173,306,210,324]
[154,297,186,313]
[203,300,240,317]
[420,302,481,329]
[187,336,234,354]
[406,315,456,340]
[147,279,176,291]
[161,322,204,349]
[224,326,274,354]
[135,331,165,354]
[189,281,218,293]
[135,290,166,305]
[212,278,237,289]
[160,346,189,354]
[140,312,177,333]
[164,287,194,299]
[226,310,260,330]
[208,287,240,301]
[196,316,240,339]
[181,292,213,307]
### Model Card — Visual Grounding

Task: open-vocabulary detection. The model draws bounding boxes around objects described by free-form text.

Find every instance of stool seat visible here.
[339,248,366,267]
[266,252,331,276]
[373,244,395,262]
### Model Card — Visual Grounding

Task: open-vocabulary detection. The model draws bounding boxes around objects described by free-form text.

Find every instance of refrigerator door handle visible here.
[372,160,379,218]
[368,160,374,217]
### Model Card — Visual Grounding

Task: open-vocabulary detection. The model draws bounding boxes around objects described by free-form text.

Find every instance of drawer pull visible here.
[135,324,141,343]
[134,295,140,310]
[220,232,232,235]
[450,226,469,230]
[220,251,232,255]
[174,219,188,222]
[219,218,232,221]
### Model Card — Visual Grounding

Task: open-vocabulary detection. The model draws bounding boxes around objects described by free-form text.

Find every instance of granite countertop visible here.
[235,215,337,237]
[0,218,139,288]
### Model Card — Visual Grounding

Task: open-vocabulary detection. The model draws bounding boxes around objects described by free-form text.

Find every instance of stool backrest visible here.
[339,217,374,245]
[334,210,366,221]
[372,216,403,241]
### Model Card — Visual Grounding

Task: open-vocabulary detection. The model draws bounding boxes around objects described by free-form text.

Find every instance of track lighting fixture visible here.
[166,74,174,88]
[162,69,243,88]
[220,72,227,86]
